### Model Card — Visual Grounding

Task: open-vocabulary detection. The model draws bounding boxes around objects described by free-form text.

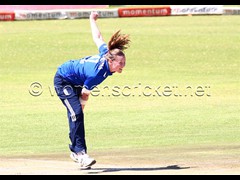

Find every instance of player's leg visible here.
[61,93,96,169]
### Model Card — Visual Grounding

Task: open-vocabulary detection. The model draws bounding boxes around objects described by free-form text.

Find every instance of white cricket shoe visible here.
[70,152,96,169]
[77,153,96,170]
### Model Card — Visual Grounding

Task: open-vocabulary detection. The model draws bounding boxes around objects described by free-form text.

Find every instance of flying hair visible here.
[108,30,131,51]
[105,30,131,61]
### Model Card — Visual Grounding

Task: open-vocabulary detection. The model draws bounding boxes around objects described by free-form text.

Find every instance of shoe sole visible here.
[80,166,92,170]
[87,159,96,167]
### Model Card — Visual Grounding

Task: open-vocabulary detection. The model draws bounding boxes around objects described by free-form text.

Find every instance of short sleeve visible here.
[99,43,108,56]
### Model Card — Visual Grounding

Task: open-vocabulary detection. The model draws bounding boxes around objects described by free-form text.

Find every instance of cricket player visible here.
[53,11,130,169]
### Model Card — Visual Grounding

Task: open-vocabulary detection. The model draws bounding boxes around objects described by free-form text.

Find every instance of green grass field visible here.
[0,15,239,157]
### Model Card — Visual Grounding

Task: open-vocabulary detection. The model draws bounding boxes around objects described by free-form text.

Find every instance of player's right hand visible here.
[90,11,99,21]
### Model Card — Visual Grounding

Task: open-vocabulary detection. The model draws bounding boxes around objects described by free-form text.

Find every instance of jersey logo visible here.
[98,58,105,70]
[103,71,107,77]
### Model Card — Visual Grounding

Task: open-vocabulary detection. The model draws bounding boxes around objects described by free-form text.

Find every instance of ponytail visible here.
[108,30,131,51]
[106,30,131,61]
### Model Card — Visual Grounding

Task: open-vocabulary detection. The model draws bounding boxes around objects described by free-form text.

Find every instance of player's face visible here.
[109,56,126,73]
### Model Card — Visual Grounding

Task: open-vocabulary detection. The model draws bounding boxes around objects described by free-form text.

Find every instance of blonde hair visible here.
[105,30,131,61]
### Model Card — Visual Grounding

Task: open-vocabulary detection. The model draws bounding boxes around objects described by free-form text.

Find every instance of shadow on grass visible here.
[85,165,191,174]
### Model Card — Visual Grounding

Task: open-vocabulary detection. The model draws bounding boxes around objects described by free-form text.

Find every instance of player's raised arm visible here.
[89,11,105,48]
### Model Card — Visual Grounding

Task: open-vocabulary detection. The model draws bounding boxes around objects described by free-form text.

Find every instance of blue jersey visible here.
[57,43,112,91]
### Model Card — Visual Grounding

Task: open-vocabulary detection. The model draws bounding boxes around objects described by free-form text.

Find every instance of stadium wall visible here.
[0,5,239,21]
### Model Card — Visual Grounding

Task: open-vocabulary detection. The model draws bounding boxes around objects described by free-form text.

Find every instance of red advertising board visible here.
[118,6,171,17]
[0,12,15,21]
